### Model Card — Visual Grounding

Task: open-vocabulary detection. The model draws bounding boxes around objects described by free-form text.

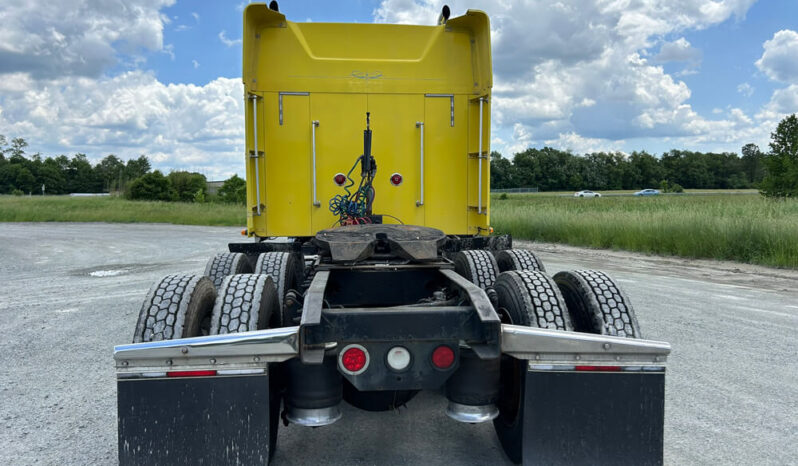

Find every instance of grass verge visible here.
[492,193,798,268]
[0,195,245,226]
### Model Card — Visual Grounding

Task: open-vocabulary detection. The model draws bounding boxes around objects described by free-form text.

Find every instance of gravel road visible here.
[1,223,796,465]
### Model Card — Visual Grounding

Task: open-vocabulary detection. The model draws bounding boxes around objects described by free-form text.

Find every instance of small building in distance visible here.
[206,180,225,195]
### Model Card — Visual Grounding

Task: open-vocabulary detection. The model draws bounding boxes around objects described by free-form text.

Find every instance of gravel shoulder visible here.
[0,223,795,465]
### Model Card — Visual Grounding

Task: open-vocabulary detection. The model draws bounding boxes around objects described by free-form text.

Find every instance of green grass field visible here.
[492,193,798,268]
[0,195,245,226]
[2,193,796,268]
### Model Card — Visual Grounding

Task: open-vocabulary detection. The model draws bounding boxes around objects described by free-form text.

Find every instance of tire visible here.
[492,271,572,464]
[553,270,641,338]
[255,252,304,326]
[133,274,217,343]
[209,273,280,462]
[204,252,253,289]
[453,249,499,289]
[210,273,278,334]
[494,249,545,273]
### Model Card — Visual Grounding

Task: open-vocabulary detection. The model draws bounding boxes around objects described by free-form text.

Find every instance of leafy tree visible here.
[96,155,126,192]
[125,155,152,181]
[127,171,174,201]
[760,114,798,198]
[741,143,765,186]
[67,154,102,193]
[9,137,28,158]
[168,171,207,203]
[218,174,247,204]
[490,152,516,189]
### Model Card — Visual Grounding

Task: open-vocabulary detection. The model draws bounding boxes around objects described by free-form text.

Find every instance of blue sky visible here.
[0,0,796,179]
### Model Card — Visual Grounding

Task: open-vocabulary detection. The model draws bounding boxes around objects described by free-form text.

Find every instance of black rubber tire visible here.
[492,271,572,464]
[133,274,217,343]
[494,249,546,273]
[553,270,641,338]
[210,273,278,334]
[204,252,253,289]
[254,252,303,326]
[209,273,280,462]
[453,249,499,289]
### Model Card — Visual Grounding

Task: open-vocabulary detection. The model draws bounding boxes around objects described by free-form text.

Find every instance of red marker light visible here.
[574,366,622,372]
[431,345,455,369]
[340,344,369,374]
[166,370,217,378]
[390,173,403,186]
[334,173,347,186]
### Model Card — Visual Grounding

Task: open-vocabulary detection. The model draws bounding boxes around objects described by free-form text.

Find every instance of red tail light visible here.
[340,344,369,374]
[334,173,347,186]
[431,345,455,369]
[390,173,403,186]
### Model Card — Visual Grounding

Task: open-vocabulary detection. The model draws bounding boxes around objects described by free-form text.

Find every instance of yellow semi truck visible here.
[114,3,670,465]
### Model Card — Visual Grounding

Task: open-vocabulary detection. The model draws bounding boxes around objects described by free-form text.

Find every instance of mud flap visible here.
[522,368,665,466]
[117,372,271,465]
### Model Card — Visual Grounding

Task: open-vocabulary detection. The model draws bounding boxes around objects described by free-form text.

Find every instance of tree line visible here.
[0,135,245,203]
[491,145,766,193]
[491,114,797,197]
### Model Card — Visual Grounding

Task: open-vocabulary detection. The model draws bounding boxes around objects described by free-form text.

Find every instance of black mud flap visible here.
[523,369,665,466]
[117,372,270,465]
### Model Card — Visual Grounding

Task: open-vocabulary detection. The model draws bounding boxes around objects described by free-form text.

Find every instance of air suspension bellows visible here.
[445,348,500,423]
[284,354,343,426]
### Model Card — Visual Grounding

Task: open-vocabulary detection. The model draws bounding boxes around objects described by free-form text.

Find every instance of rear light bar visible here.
[118,368,266,379]
[529,364,664,372]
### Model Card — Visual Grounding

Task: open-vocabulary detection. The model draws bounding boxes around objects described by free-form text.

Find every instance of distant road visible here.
[0,223,795,465]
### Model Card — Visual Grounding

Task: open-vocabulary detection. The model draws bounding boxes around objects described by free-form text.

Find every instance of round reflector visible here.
[431,345,455,370]
[334,173,347,186]
[339,344,369,375]
[390,173,403,186]
[386,346,411,371]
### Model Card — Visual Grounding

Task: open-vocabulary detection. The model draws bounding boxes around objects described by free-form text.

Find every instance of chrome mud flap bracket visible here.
[114,327,299,465]
[502,324,670,466]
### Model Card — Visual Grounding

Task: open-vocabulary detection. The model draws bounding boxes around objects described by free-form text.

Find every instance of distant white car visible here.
[574,190,601,198]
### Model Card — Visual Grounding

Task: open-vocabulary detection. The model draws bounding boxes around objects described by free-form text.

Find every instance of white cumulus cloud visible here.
[218,30,242,47]
[756,30,798,83]
[0,0,175,78]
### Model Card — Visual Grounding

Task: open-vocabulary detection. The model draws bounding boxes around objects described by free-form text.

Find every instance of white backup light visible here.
[386,346,411,371]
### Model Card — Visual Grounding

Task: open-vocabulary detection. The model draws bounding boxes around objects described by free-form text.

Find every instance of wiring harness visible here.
[329,113,376,226]
[328,156,375,225]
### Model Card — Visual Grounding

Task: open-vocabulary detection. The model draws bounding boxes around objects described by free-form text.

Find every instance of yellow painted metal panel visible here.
[424,95,468,234]
[244,17,488,95]
[250,92,312,236]
[309,94,368,232]
[242,5,493,237]
[368,94,425,226]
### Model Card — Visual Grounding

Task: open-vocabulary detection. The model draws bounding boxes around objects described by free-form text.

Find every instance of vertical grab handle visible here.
[416,121,424,206]
[477,97,484,214]
[311,120,320,207]
[249,94,262,216]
